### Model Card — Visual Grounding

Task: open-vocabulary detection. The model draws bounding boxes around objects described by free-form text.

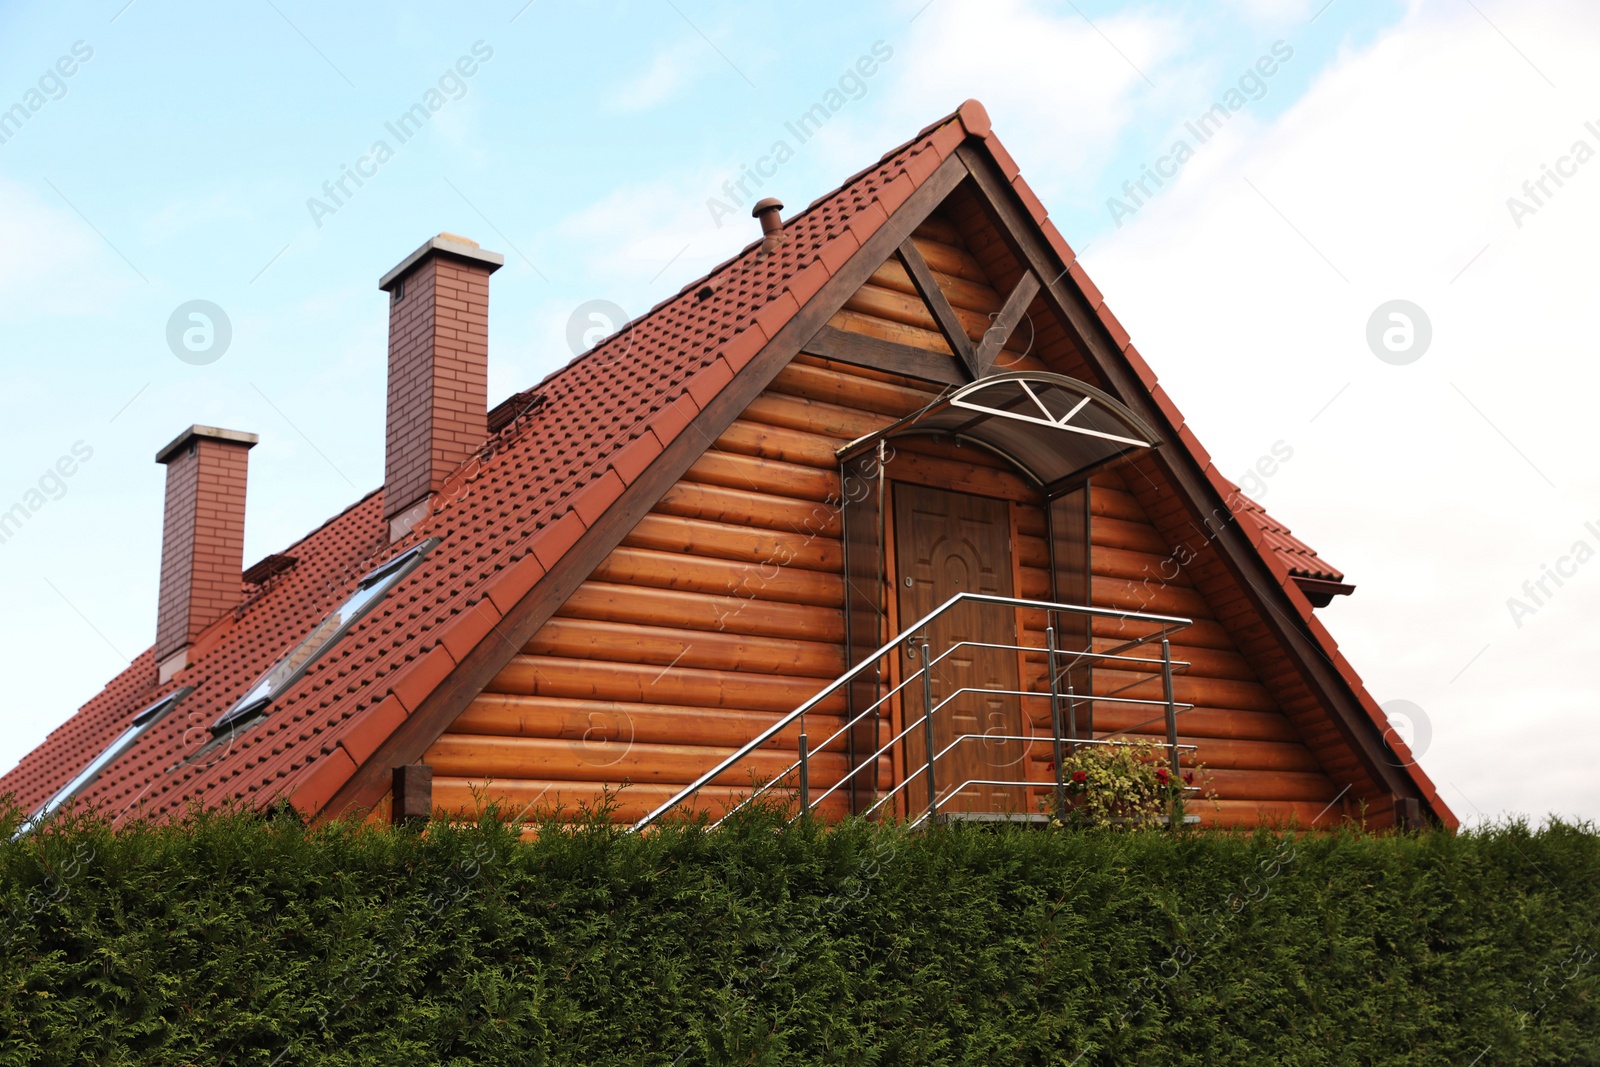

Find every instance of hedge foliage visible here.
[1,805,1597,1065]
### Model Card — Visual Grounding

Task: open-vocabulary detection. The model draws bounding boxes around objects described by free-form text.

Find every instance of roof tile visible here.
[1012,174,1048,224]
[439,597,505,665]
[389,645,457,715]
[608,433,663,487]
[531,511,588,571]
[338,696,408,767]
[287,746,356,816]
[484,550,546,617]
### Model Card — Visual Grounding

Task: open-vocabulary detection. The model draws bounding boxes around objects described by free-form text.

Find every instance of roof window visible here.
[14,687,191,837]
[210,539,436,736]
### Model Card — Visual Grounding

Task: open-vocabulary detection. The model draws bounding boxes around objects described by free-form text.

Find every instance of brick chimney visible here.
[377,233,503,541]
[154,426,258,683]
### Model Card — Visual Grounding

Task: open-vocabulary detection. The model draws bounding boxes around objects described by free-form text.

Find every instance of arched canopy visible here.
[839,371,1159,495]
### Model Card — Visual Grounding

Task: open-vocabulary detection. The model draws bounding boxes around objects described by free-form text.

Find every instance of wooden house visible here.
[1,102,1453,832]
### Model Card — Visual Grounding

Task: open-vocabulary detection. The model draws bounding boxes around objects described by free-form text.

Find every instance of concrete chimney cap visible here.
[155,425,259,464]
[379,233,505,292]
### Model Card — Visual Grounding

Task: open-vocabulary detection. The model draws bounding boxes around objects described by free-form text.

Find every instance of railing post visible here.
[798,730,810,819]
[1046,625,1065,821]
[921,642,938,825]
[1066,685,1078,756]
[1161,637,1181,827]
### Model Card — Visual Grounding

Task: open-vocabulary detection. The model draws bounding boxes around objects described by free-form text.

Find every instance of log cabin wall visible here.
[424,207,1362,828]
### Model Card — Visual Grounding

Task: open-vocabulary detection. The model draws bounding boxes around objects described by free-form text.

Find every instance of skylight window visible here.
[210,539,436,735]
[14,687,191,838]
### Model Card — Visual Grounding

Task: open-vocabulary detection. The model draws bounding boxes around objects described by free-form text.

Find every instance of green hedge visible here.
[1,806,1596,1065]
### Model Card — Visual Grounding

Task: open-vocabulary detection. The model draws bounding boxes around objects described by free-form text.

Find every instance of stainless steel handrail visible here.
[629,592,1193,832]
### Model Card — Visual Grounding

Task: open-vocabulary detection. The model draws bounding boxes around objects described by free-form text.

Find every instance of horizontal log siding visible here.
[428,341,938,821]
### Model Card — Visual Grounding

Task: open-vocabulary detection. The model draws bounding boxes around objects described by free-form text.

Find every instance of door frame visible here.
[841,432,1096,819]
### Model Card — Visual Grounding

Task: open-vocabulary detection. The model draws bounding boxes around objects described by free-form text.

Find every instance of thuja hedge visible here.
[0,807,1597,1066]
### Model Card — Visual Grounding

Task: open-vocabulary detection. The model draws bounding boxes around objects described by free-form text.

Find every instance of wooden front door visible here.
[893,483,1024,817]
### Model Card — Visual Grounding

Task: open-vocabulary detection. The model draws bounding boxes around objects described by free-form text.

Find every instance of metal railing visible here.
[631,592,1195,833]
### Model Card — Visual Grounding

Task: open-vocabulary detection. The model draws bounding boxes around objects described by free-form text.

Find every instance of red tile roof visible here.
[1221,479,1346,583]
[0,100,1445,829]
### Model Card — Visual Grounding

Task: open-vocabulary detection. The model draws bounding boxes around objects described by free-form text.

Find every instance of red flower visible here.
[1184,772,1195,785]
[1071,770,1087,783]
[1156,767,1170,784]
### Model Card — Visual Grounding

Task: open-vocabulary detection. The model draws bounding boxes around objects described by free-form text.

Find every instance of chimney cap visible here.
[751,197,784,218]
[379,232,505,292]
[155,425,259,464]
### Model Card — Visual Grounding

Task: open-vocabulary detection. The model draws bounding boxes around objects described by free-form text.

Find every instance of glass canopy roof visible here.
[840,372,1159,492]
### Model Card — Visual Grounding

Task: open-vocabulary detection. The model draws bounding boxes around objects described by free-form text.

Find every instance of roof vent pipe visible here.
[752,198,785,254]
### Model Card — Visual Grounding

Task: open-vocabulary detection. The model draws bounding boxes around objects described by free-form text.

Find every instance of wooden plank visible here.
[431,776,851,824]
[799,324,966,387]
[897,237,979,376]
[523,617,845,678]
[741,391,895,441]
[684,450,838,503]
[867,257,1002,315]
[911,213,964,250]
[715,419,839,468]
[1087,615,1233,653]
[973,270,1041,376]
[1016,632,1258,683]
[828,307,955,355]
[427,733,863,788]
[591,546,844,607]
[884,449,1039,504]
[1091,543,1199,585]
[449,693,845,750]
[893,432,1015,470]
[620,513,840,573]
[1077,702,1302,743]
[1090,574,1214,618]
[840,283,936,331]
[771,357,943,415]
[911,235,989,285]
[656,481,842,537]
[1089,667,1277,713]
[486,655,846,715]
[558,581,845,642]
[1091,515,1172,555]
[322,152,973,818]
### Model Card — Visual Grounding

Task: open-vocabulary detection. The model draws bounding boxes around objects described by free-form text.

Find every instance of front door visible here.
[893,483,1024,818]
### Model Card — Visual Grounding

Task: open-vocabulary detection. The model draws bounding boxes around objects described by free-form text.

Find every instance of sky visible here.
[1,0,1595,826]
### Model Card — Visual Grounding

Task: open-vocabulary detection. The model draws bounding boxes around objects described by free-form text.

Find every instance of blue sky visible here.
[6,1,1598,822]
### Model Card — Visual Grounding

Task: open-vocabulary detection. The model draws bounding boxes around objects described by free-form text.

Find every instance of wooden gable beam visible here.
[320,151,973,818]
[973,270,1040,376]
[895,237,980,379]
[800,325,966,387]
[950,141,1426,810]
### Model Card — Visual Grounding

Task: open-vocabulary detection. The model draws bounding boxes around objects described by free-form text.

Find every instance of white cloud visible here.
[0,180,140,318]
[879,0,1191,181]
[1216,0,1318,22]
[554,168,747,290]
[1085,0,1600,821]
[140,190,255,245]
[608,37,707,112]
